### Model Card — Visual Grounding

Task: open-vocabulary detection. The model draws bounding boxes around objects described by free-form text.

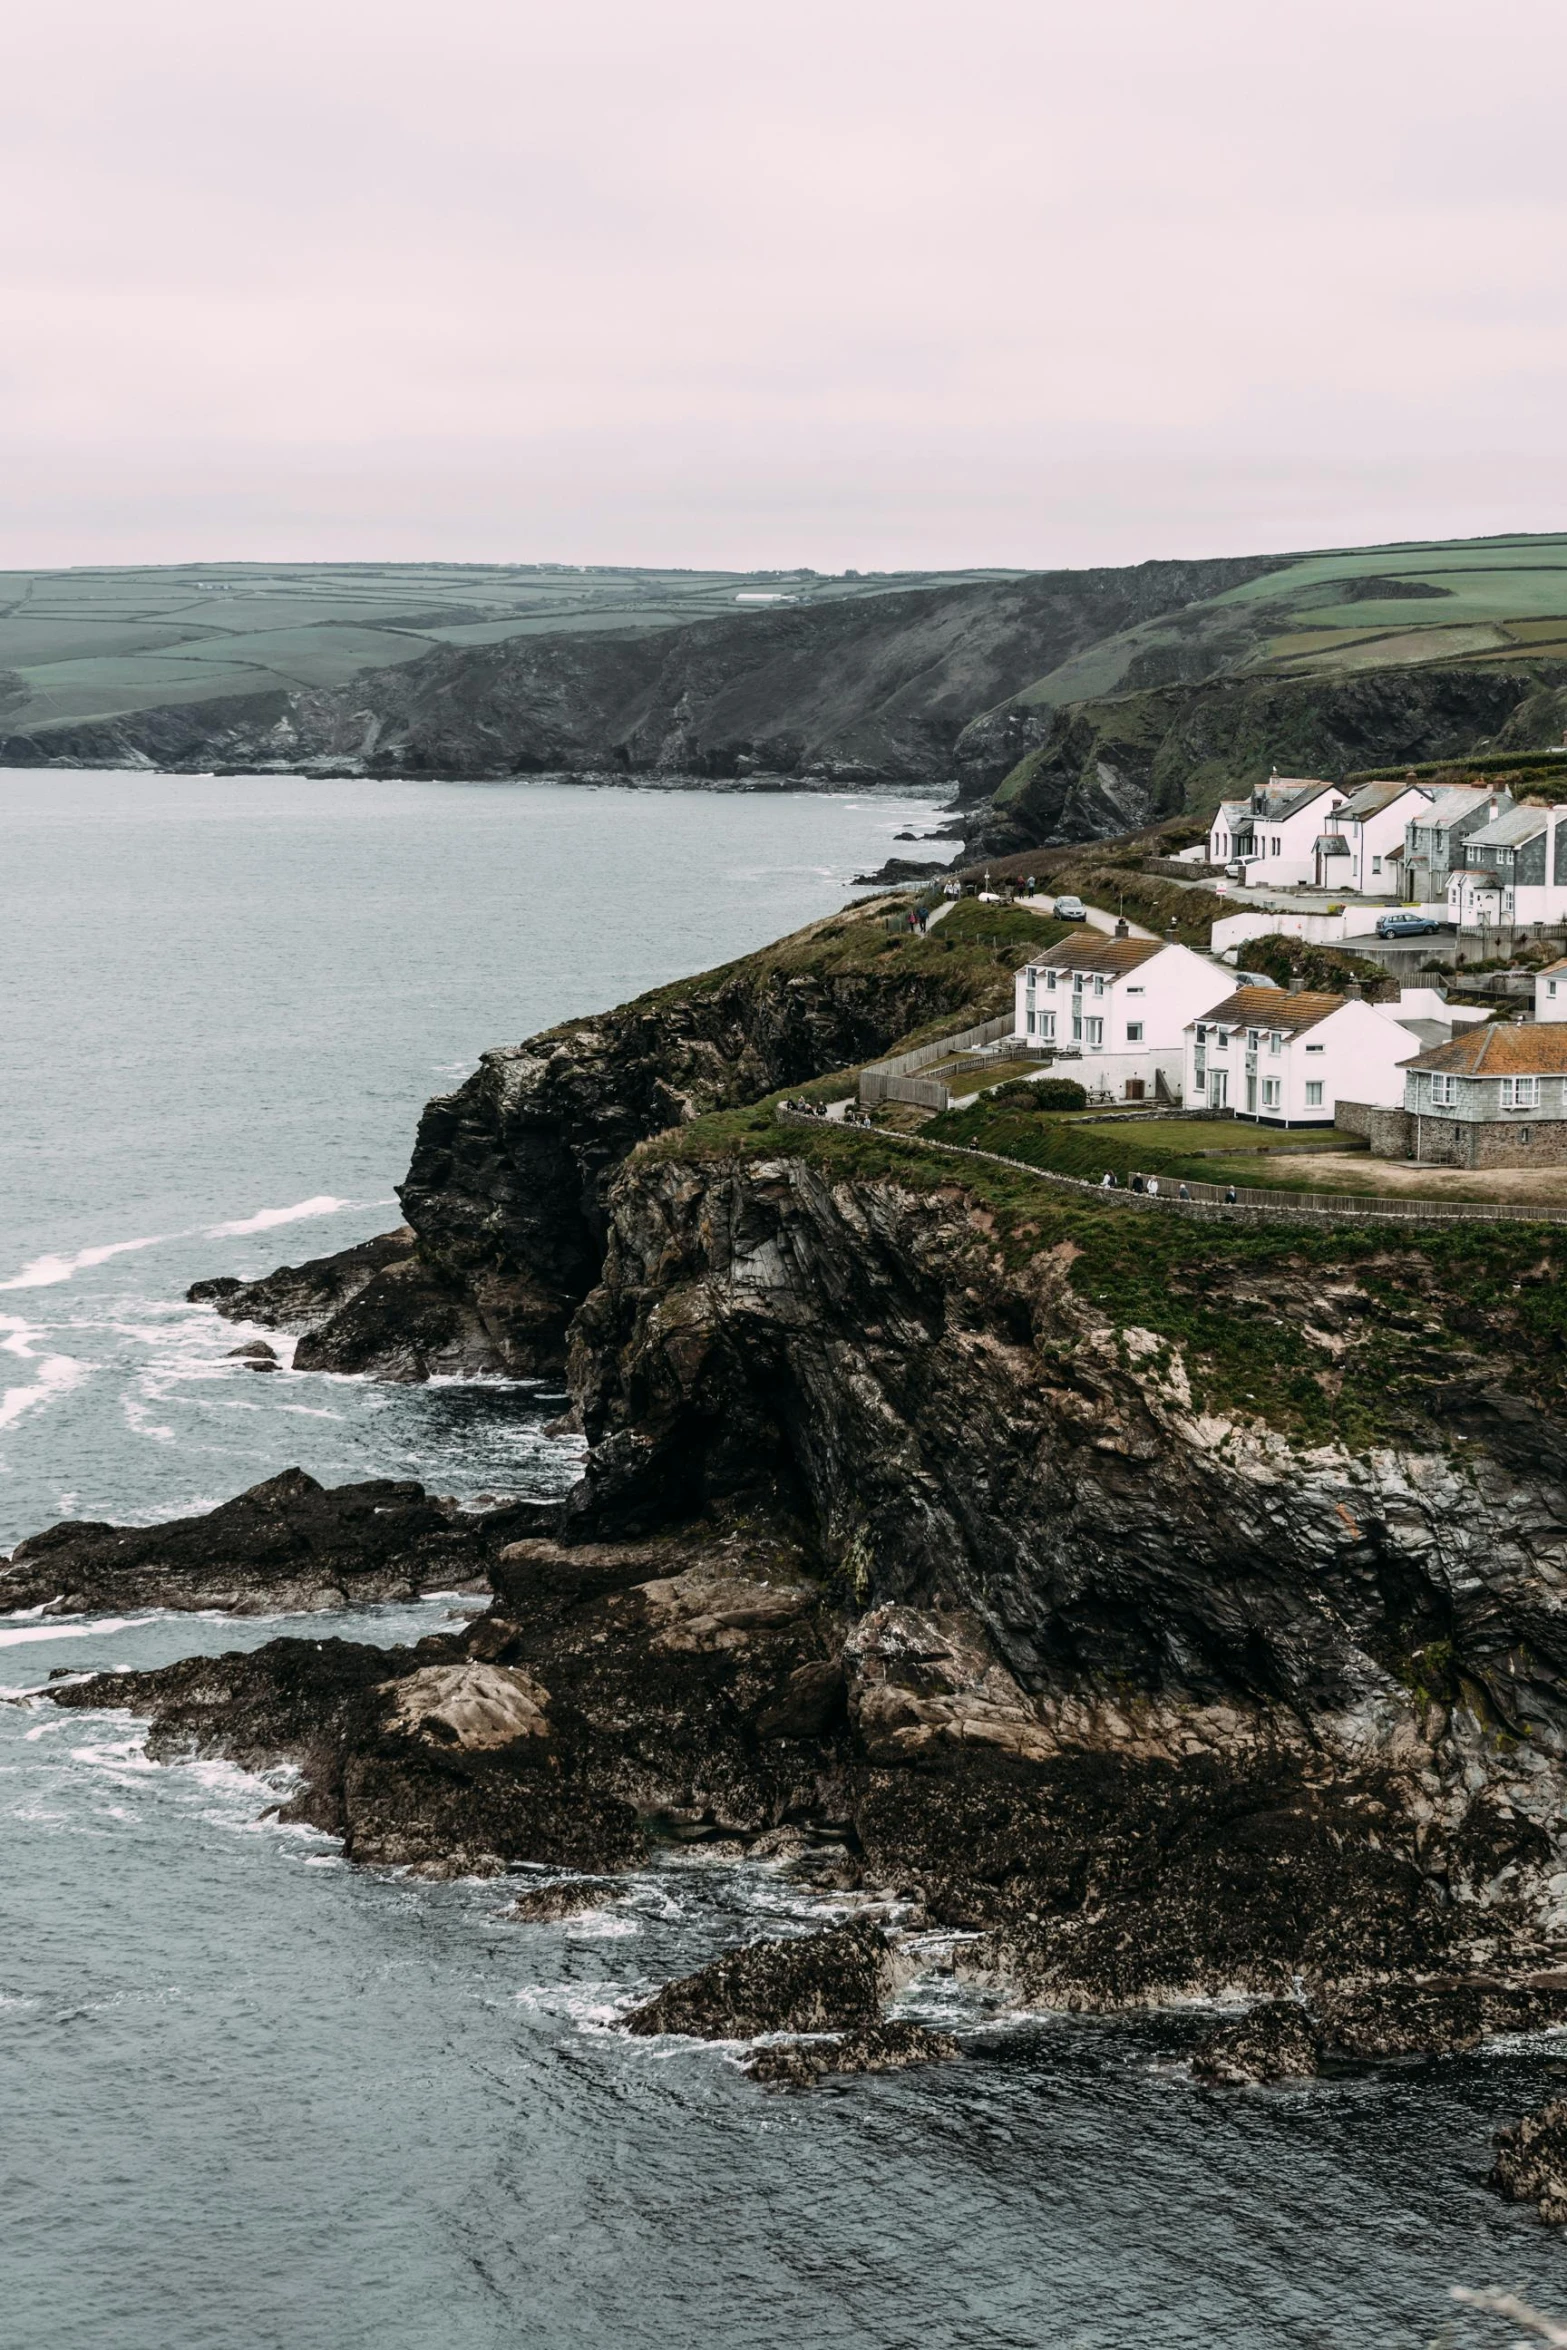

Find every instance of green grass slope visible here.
[0,561,1021,737]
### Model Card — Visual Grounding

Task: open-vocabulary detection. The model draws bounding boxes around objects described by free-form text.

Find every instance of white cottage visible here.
[1538,957,1567,1023]
[1206,778,1348,887]
[1184,985,1418,1125]
[1314,777,1434,899]
[1015,935,1233,1104]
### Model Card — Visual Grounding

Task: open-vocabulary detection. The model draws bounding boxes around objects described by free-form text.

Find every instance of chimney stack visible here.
[1288,975,1305,994]
[1113,917,1129,937]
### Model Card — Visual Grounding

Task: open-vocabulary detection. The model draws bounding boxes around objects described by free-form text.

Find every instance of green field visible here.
[0,560,1022,737]
[1005,532,1567,719]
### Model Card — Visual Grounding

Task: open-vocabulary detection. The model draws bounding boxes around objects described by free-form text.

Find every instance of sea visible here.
[2,770,1562,2350]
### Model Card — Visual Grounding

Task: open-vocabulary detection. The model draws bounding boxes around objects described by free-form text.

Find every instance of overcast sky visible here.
[4,0,1564,572]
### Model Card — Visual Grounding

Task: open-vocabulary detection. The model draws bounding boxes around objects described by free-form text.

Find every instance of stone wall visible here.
[1398,1115,1567,1169]
[1336,1101,1415,1158]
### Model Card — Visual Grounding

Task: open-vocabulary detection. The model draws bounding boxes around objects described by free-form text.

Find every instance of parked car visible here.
[1375,911,1442,939]
[1052,894,1088,920]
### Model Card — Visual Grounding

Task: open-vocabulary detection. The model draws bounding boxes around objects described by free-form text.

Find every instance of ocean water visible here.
[4,772,1564,2350]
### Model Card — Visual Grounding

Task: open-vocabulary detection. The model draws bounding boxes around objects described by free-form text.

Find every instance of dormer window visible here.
[1045,970,1057,991]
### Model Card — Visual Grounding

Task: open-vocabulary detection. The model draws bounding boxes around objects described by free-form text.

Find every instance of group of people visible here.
[1099,1170,1241,1206]
[781,1098,876,1127]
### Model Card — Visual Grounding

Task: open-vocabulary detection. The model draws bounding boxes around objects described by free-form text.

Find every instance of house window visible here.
[1126,1022,1144,1042]
[1045,970,1057,992]
[1550,982,1559,1000]
[1093,976,1105,999]
[1519,1128,1533,1145]
[1215,1029,1229,1050]
[1026,1010,1035,1034]
[1262,1078,1281,1109]
[1502,1077,1540,1109]
[1371,856,1382,874]
[1305,1081,1324,1107]
[1039,1012,1056,1042]
[1085,1018,1104,1048]
[1126,985,1144,997]
[1193,1066,1207,1092]
[1246,1029,1260,1051]
[1195,1023,1207,1043]
[1305,1043,1324,1055]
[1271,837,1281,855]
[1430,1073,1457,1107]
[1268,1031,1282,1055]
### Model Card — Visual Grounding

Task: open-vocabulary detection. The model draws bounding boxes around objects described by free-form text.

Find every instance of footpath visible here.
[775,1107,1567,1231]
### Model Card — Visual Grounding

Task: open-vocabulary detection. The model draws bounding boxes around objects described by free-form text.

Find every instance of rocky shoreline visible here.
[15,890,1567,2182]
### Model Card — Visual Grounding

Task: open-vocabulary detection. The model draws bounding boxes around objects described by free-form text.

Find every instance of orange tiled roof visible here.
[1400,1023,1567,1075]
[1022,936,1167,978]
[1194,986,1344,1037]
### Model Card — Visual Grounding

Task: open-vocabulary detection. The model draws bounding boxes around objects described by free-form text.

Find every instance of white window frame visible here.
[1261,1077,1281,1110]
[1304,1043,1324,1056]
[1501,1077,1540,1110]
[1045,969,1057,992]
[1125,1021,1144,1042]
[1085,1017,1104,1048]
[1430,1073,1457,1107]
[1305,1080,1324,1107]
[1039,1011,1056,1042]
[1268,1031,1282,1056]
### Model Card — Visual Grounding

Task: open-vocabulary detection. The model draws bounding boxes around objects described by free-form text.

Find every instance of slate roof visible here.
[1341,777,1429,819]
[1022,936,1167,978]
[1400,1024,1567,1076]
[1419,785,1506,829]
[1191,987,1345,1037]
[1467,804,1549,850]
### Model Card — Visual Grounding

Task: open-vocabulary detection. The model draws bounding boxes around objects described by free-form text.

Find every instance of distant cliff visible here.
[0,557,1288,789]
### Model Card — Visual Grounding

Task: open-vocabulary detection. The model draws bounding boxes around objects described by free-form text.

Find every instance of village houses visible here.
[1367,1025,1567,1168]
[1183,984,1424,1125]
[1206,777,1348,887]
[1313,776,1434,898]
[1400,784,1508,905]
[1014,933,1232,1103]
[1447,802,1567,930]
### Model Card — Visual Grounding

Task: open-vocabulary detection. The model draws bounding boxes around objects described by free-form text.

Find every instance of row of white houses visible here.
[1206,775,1567,919]
[1011,933,1487,1125]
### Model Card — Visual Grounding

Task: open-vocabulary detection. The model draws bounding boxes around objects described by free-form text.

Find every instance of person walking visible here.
[1145,1175,1160,1199]
[1129,1171,1145,1194]
[1178,1182,1191,1202]
[1224,1183,1237,1206]
[1100,1170,1115,1188]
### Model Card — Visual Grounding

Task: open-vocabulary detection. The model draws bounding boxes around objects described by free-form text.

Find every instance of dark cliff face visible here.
[567,1147,1567,1745]
[2,556,1290,787]
[193,906,1024,1379]
[963,663,1567,854]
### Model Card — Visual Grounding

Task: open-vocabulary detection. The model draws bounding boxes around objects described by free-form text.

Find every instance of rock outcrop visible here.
[0,1469,537,1616]
[185,904,1019,1379]
[1492,2099,1567,2224]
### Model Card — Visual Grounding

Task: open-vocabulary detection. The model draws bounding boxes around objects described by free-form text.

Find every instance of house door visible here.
[1209,1070,1228,1108]
[1245,1073,1257,1114]
[1124,1078,1145,1102]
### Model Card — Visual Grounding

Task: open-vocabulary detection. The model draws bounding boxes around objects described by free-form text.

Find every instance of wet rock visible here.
[0,1468,522,1616]
[381,1661,550,1750]
[744,2020,958,2087]
[1191,2001,1320,2084]
[634,1567,814,1653]
[227,1340,279,1371]
[1492,2099,1567,2223]
[845,1606,1055,1765]
[504,1879,620,1923]
[624,1921,894,2040]
[1316,1977,1567,2061]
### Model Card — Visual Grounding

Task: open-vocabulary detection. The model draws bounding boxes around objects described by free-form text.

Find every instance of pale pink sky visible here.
[4,0,1565,571]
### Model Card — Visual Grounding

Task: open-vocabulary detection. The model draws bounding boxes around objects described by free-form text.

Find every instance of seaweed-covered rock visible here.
[1492,2099,1567,2224]
[624,1921,894,2041]
[1,1469,525,1617]
[1191,2002,1320,2084]
[744,2020,958,2088]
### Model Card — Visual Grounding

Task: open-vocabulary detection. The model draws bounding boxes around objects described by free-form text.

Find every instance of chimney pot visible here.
[1114,917,1129,937]
[1288,975,1305,994]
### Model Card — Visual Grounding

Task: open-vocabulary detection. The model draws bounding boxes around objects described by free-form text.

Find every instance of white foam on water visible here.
[0,1236,165,1292]
[204,1195,361,1238]
[0,1315,89,1432]
[0,1615,149,1649]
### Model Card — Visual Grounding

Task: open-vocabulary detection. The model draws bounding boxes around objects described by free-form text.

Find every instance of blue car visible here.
[1375,911,1441,939]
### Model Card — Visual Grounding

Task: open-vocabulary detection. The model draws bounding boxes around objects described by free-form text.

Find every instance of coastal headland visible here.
[15,878,1567,2152]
